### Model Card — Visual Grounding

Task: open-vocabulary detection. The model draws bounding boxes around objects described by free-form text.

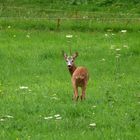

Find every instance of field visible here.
[0,1,140,140]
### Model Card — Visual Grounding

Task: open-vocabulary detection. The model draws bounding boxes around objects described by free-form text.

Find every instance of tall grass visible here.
[0,17,140,32]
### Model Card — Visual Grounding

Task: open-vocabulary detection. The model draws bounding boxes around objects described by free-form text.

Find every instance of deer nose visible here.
[68,64,71,68]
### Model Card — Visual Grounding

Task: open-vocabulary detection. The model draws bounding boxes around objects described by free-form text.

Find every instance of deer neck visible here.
[68,64,77,76]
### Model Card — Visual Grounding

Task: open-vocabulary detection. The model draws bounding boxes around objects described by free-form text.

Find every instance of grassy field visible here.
[0,26,140,139]
[0,1,140,139]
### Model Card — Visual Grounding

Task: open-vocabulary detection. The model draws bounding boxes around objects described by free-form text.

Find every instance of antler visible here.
[73,52,78,59]
[62,50,67,59]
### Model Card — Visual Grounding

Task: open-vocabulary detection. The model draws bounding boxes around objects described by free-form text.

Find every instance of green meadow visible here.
[0,1,140,140]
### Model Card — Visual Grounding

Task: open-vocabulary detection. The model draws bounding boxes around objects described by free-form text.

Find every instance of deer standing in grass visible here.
[62,51,89,101]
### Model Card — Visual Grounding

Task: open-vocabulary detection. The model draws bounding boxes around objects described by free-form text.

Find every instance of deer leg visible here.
[74,87,79,101]
[81,81,87,100]
[72,82,79,101]
[81,86,86,100]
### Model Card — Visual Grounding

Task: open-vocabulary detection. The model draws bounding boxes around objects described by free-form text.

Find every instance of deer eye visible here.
[72,60,74,62]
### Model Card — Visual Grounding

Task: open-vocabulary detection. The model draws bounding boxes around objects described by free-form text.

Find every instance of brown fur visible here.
[62,51,89,101]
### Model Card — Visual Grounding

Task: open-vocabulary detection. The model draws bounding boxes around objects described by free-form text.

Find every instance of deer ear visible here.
[73,52,78,59]
[62,50,67,59]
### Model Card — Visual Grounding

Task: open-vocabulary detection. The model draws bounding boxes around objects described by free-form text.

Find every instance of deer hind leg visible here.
[81,81,87,100]
[72,82,79,101]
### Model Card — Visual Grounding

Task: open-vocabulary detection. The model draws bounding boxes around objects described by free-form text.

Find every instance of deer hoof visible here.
[80,95,85,100]
[76,95,79,101]
[72,96,79,101]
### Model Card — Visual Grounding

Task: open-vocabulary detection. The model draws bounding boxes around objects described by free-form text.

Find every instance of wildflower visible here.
[5,115,14,119]
[123,45,129,48]
[44,116,53,120]
[66,34,73,38]
[55,117,62,120]
[107,29,112,32]
[54,114,60,118]
[0,119,4,121]
[92,105,96,108]
[83,16,88,19]
[89,123,96,127]
[19,86,28,89]
[121,30,127,33]
[116,54,121,56]
[116,48,121,51]
[26,34,30,38]
[105,34,108,37]
[13,35,16,38]
[101,58,105,61]
[8,25,11,29]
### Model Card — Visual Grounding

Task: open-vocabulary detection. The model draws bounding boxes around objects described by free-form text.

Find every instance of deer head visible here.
[62,51,78,68]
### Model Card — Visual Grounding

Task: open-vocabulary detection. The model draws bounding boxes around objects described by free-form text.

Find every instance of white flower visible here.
[116,54,121,56]
[54,114,60,118]
[0,119,4,121]
[101,58,105,61]
[55,117,62,120]
[19,86,28,89]
[116,48,121,51]
[89,123,96,127]
[83,16,88,19]
[125,113,128,116]
[8,25,11,29]
[107,29,112,32]
[105,34,108,37]
[26,34,30,38]
[123,45,128,48]
[121,30,127,33]
[5,115,14,119]
[44,116,53,120]
[66,35,73,38]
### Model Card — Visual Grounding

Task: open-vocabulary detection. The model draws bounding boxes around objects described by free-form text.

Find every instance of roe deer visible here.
[62,51,89,101]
